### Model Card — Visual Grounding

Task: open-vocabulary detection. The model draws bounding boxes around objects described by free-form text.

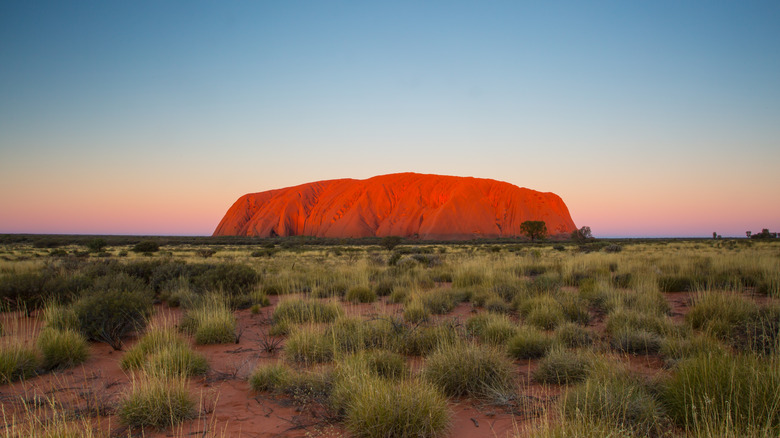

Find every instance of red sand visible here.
[213,173,577,239]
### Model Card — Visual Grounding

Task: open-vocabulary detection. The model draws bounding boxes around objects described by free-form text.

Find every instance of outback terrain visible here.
[0,237,778,437]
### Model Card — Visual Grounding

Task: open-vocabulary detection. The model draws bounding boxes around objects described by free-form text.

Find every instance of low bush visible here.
[37,328,89,370]
[420,288,465,315]
[507,326,553,359]
[131,240,160,253]
[484,296,511,314]
[533,348,590,385]
[179,296,236,345]
[423,342,514,398]
[72,289,153,350]
[119,376,195,429]
[189,263,259,295]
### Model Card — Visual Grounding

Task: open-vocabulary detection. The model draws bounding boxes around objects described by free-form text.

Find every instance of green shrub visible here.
[131,240,160,253]
[345,378,450,438]
[37,328,89,370]
[0,343,40,383]
[554,322,594,348]
[345,285,377,303]
[119,376,195,428]
[533,348,590,385]
[662,352,780,435]
[685,291,762,343]
[507,326,554,359]
[189,263,259,295]
[423,342,514,397]
[562,370,668,435]
[72,289,153,350]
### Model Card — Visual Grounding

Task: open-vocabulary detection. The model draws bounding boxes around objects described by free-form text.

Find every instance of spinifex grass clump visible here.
[179,295,236,344]
[423,341,515,398]
[249,362,291,392]
[611,329,663,355]
[685,290,779,353]
[284,325,334,365]
[561,368,669,436]
[554,322,594,348]
[0,342,40,383]
[272,298,343,325]
[121,326,208,377]
[345,285,377,303]
[533,347,591,385]
[345,377,451,438]
[119,375,196,429]
[402,299,430,323]
[466,313,517,346]
[662,351,780,435]
[36,327,89,370]
[420,287,466,315]
[519,295,565,330]
[507,326,554,359]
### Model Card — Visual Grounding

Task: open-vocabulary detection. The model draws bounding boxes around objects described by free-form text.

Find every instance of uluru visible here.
[213,173,577,240]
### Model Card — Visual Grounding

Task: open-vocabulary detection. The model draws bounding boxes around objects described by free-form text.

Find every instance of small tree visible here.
[380,236,402,251]
[746,231,752,239]
[571,226,593,242]
[132,240,160,253]
[520,221,548,241]
[713,232,717,239]
[86,238,107,253]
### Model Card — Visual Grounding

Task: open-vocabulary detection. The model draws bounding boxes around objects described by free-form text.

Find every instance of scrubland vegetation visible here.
[0,236,778,437]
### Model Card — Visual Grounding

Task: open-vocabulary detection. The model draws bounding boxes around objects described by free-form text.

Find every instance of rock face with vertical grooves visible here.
[213,173,577,239]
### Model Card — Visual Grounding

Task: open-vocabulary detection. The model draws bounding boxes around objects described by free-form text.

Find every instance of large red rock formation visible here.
[213,173,576,239]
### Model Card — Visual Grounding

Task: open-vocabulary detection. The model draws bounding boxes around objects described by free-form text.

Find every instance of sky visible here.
[1,1,778,238]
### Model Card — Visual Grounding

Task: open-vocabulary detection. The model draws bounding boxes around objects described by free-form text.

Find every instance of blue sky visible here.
[1,1,779,236]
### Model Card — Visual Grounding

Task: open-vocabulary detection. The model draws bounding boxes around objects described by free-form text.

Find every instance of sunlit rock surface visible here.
[213,173,576,239]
